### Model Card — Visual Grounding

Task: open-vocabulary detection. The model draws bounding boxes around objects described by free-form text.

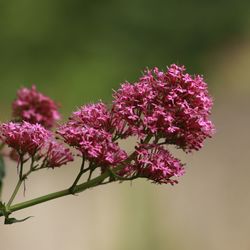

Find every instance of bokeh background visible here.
[1,1,250,249]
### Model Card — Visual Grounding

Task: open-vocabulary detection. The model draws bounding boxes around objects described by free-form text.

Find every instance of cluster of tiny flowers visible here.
[0,122,51,156]
[117,145,185,185]
[12,85,60,128]
[112,64,215,151]
[0,64,214,184]
[57,103,127,166]
[0,121,73,167]
[132,144,185,184]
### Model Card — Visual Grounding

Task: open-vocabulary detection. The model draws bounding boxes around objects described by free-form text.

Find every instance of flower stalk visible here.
[1,169,111,216]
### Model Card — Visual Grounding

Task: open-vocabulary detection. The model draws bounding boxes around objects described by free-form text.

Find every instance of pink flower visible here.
[130,144,185,184]
[12,85,60,128]
[112,64,215,151]
[111,81,156,138]
[0,122,51,156]
[58,126,127,166]
[43,141,74,168]
[57,103,127,166]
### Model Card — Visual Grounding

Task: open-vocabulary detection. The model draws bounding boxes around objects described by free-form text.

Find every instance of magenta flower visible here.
[58,126,127,166]
[43,141,74,168]
[128,144,185,184]
[0,122,51,156]
[12,85,60,128]
[57,103,127,166]
[112,64,215,151]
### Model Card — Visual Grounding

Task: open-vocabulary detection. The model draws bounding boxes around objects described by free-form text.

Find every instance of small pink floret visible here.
[44,141,74,168]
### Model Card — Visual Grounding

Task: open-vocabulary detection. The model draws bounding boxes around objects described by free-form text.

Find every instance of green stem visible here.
[0,135,153,218]
[6,157,25,208]
[6,179,23,208]
[108,168,138,181]
[6,157,35,208]
[2,170,110,215]
[18,155,24,180]
[69,158,88,193]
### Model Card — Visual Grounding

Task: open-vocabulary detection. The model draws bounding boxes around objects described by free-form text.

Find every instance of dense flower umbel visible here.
[112,64,214,151]
[120,144,185,184]
[12,85,60,128]
[136,145,185,184]
[43,141,74,168]
[0,122,51,156]
[57,103,127,166]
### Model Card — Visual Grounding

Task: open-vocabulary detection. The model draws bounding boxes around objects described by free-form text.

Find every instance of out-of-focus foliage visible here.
[0,0,249,115]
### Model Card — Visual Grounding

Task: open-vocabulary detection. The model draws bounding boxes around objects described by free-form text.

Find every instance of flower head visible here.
[0,122,51,156]
[58,126,127,166]
[125,144,185,184]
[12,85,60,128]
[57,103,127,166]
[112,64,215,151]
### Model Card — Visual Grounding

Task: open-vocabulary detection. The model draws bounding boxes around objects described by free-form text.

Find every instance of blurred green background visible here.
[1,1,250,250]
[0,0,249,115]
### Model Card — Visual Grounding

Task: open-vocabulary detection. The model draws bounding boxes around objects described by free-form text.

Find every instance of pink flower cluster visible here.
[55,64,214,184]
[12,85,60,128]
[0,122,73,168]
[112,64,214,151]
[0,64,214,184]
[0,122,51,156]
[133,144,185,184]
[57,103,127,166]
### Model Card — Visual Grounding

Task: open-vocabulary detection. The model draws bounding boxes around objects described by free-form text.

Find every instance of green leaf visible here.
[4,216,33,224]
[4,216,33,225]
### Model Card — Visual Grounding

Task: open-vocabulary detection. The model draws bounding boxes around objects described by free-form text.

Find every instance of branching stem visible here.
[0,135,153,218]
